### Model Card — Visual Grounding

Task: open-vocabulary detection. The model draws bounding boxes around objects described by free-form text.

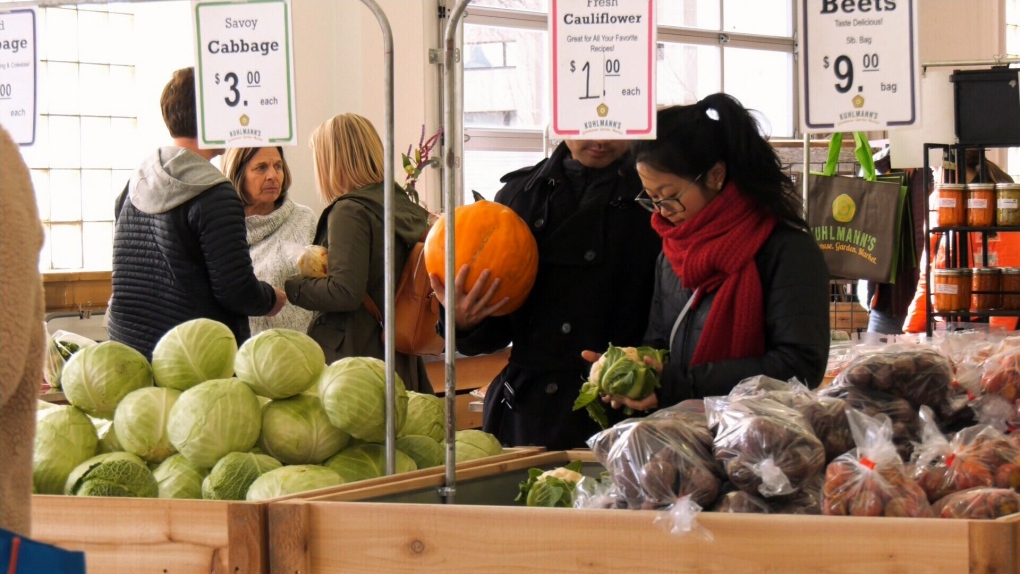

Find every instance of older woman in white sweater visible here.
[223,146,316,334]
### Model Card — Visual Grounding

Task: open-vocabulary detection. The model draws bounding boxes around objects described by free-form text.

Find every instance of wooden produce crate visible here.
[30,447,541,574]
[268,451,1020,574]
[425,348,509,430]
[32,497,267,574]
[830,301,870,332]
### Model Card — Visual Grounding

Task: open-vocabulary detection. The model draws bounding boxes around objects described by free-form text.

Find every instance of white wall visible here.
[890,0,1009,167]
[131,0,441,215]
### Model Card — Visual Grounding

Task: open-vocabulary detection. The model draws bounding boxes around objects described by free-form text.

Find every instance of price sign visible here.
[192,0,296,148]
[550,0,655,139]
[800,0,920,133]
[0,9,37,145]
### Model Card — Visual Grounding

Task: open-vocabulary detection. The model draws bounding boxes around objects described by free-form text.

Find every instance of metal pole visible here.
[359,0,397,476]
[802,133,810,217]
[440,0,470,503]
[922,57,1020,68]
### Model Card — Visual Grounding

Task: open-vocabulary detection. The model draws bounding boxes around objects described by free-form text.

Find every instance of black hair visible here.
[631,93,808,229]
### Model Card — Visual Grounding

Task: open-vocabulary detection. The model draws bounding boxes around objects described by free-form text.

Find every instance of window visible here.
[462,0,797,205]
[15,5,138,272]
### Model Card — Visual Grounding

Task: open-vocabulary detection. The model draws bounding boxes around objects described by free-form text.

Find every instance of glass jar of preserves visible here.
[971,267,1002,311]
[966,184,996,227]
[933,269,972,313]
[997,183,1020,227]
[1002,268,1020,310]
[936,184,965,227]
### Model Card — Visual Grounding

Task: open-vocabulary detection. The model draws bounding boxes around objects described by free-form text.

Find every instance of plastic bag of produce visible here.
[652,495,713,541]
[932,487,1020,519]
[42,329,96,390]
[706,396,826,499]
[711,490,770,514]
[283,241,328,278]
[821,409,932,517]
[980,347,1020,408]
[819,385,921,461]
[573,344,668,428]
[729,376,854,463]
[909,406,1020,502]
[588,416,721,510]
[831,347,956,419]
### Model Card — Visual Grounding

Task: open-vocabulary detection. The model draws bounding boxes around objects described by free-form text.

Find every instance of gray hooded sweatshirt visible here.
[109,146,276,360]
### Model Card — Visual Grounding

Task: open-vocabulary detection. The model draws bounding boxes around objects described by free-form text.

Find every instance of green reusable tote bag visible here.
[807,132,908,283]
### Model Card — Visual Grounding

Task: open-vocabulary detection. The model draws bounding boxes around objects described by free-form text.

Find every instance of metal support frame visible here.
[357,0,398,477]
[439,0,470,504]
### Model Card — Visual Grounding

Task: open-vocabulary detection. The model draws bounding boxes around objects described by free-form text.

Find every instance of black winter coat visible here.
[643,223,831,407]
[456,144,662,450]
[109,181,276,360]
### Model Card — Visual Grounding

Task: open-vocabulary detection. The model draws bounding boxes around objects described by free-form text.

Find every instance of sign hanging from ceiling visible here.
[192,0,297,148]
[800,0,921,133]
[549,0,656,139]
[0,9,37,146]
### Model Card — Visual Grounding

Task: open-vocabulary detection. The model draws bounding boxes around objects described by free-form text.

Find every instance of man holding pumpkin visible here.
[431,139,661,450]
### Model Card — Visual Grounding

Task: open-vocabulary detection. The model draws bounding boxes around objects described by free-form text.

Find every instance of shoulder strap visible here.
[669,288,700,351]
[363,294,383,325]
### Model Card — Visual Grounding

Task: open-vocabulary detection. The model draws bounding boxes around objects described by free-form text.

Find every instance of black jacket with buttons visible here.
[454,143,662,449]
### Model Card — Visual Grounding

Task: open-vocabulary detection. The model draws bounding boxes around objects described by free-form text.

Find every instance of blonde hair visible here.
[221,146,292,208]
[310,113,384,203]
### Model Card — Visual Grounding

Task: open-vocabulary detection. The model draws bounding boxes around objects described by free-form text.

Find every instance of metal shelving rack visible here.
[923,142,1020,336]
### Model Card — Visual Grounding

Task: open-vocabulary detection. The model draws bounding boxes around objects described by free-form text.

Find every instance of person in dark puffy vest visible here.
[108,67,285,360]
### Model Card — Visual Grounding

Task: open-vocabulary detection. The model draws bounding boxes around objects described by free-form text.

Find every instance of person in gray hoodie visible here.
[285,113,433,393]
[108,67,286,360]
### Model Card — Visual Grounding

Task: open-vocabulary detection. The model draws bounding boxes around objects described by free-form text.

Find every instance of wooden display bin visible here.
[32,497,267,574]
[29,447,541,574]
[268,450,1020,574]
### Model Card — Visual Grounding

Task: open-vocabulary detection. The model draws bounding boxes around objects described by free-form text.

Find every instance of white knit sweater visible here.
[246,199,318,334]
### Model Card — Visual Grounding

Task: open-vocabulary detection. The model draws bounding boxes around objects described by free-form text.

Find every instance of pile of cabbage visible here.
[34,319,503,501]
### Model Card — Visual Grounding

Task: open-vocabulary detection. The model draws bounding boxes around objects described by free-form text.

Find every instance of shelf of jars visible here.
[923,143,1020,335]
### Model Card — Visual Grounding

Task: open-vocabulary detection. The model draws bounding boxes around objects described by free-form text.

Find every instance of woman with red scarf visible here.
[600,94,830,412]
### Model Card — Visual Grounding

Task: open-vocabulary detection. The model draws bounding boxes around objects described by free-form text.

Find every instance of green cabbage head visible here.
[396,435,444,469]
[167,378,262,468]
[93,418,124,454]
[258,394,350,465]
[202,452,282,500]
[318,357,407,443]
[64,452,159,498]
[324,444,417,483]
[33,406,98,494]
[152,453,209,499]
[62,341,153,419]
[235,329,325,399]
[114,386,181,463]
[152,319,237,391]
[245,465,343,501]
[399,392,445,442]
[454,429,504,463]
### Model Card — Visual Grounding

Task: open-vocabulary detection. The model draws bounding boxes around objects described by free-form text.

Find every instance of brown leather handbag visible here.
[363,241,445,356]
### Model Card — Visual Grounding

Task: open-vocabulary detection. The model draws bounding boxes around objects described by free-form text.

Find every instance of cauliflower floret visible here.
[539,466,583,484]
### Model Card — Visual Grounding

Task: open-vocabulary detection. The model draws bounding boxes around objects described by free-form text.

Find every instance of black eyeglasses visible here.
[634,173,704,214]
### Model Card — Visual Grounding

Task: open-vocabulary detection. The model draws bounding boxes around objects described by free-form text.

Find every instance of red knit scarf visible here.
[650,182,776,366]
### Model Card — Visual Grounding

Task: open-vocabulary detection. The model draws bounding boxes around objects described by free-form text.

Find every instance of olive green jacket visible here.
[285,183,433,393]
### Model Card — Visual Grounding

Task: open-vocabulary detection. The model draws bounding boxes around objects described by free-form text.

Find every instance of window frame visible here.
[462,1,799,157]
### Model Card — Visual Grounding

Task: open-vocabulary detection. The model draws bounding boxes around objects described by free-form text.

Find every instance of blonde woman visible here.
[222,146,316,334]
[285,114,433,393]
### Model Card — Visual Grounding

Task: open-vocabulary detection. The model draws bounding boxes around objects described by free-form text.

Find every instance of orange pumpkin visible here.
[423,200,539,316]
